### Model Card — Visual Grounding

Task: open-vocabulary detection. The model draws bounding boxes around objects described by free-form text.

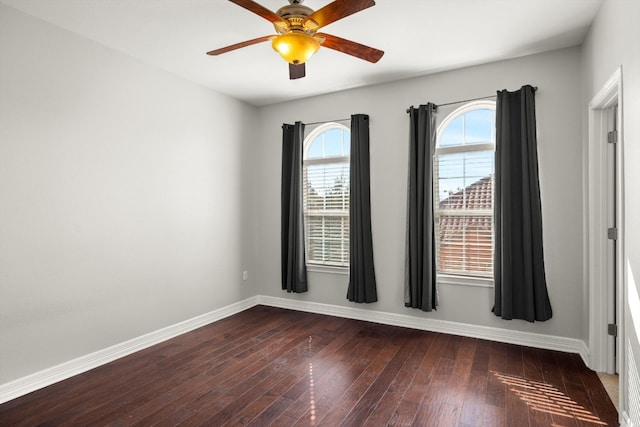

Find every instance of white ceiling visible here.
[1,0,603,106]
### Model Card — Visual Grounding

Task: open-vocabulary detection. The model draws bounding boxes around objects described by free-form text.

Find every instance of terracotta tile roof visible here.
[439,175,493,210]
[437,175,494,274]
[438,176,493,235]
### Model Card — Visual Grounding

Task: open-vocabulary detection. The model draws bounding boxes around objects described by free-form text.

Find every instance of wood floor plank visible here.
[109,310,314,425]
[386,332,438,426]
[145,312,321,425]
[579,365,618,425]
[226,319,349,426]
[538,347,580,427]
[458,370,488,426]
[503,343,530,427]
[413,401,460,427]
[482,403,505,427]
[269,329,382,426]
[520,347,554,427]
[361,335,426,425]
[340,331,421,426]
[79,326,292,424]
[0,307,269,413]
[26,306,280,426]
[246,317,357,426]
[485,342,508,409]
[313,338,402,426]
[0,306,618,427]
[453,337,478,374]
[471,338,492,374]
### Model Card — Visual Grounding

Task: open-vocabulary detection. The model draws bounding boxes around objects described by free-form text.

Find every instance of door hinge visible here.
[608,227,618,240]
[608,323,618,337]
[608,130,618,144]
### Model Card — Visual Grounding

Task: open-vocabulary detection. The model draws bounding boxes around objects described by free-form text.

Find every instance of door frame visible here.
[587,68,625,378]
[587,66,624,386]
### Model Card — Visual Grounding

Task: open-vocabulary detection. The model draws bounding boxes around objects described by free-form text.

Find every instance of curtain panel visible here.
[404,104,438,311]
[493,85,552,321]
[281,122,308,293]
[347,114,378,303]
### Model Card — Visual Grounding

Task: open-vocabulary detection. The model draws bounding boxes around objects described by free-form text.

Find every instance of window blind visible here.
[303,161,350,266]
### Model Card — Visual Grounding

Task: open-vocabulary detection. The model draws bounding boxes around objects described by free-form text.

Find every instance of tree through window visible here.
[303,123,350,268]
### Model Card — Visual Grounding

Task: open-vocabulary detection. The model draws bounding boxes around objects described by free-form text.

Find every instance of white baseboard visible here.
[258,295,589,361]
[1,294,590,405]
[0,296,259,404]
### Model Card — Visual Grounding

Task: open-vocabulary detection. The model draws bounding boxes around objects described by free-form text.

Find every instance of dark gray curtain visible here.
[493,85,552,321]
[281,122,308,293]
[347,114,378,303]
[404,104,438,311]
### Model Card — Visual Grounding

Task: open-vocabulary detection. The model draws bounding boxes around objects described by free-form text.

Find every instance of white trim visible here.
[257,295,589,361]
[587,67,626,423]
[0,294,590,405]
[436,142,494,155]
[307,263,349,275]
[438,273,493,288]
[621,411,634,427]
[436,99,497,142]
[304,156,350,166]
[437,209,493,217]
[587,66,624,374]
[0,297,259,405]
[303,121,350,159]
[589,68,622,109]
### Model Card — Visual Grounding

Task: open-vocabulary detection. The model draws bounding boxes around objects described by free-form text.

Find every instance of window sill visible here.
[437,274,493,288]
[307,264,349,275]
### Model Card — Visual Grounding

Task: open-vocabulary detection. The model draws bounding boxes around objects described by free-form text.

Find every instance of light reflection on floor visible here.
[491,371,607,425]
[308,336,316,425]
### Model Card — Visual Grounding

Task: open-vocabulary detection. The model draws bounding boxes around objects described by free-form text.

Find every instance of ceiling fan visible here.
[207,0,384,80]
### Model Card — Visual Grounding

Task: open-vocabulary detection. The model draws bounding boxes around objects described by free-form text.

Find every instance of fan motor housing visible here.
[275,3,317,33]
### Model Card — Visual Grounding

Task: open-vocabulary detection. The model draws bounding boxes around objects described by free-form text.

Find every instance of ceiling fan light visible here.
[272,32,320,64]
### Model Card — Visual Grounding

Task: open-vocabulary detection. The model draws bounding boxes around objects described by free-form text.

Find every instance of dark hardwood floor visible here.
[0,305,618,426]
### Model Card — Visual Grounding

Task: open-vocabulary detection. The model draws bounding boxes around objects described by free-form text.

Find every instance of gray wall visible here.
[582,0,640,422]
[251,47,585,341]
[0,5,257,384]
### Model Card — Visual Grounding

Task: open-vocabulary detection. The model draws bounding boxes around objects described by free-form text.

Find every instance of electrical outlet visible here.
[242,271,248,281]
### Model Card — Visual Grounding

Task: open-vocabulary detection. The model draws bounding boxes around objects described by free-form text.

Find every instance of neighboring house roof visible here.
[439,176,493,210]
[438,176,493,238]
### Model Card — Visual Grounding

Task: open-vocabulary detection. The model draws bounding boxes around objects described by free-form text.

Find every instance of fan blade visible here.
[304,0,375,30]
[229,0,288,29]
[207,35,273,55]
[317,33,384,63]
[289,63,306,80]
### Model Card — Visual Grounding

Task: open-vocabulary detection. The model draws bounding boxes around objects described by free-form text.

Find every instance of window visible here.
[303,123,350,268]
[435,101,496,281]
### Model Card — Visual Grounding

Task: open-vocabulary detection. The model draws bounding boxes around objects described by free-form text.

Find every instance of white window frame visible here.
[303,122,350,274]
[435,100,496,288]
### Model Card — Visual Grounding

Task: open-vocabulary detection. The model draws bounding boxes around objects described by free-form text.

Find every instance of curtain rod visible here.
[305,117,350,126]
[405,86,538,113]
